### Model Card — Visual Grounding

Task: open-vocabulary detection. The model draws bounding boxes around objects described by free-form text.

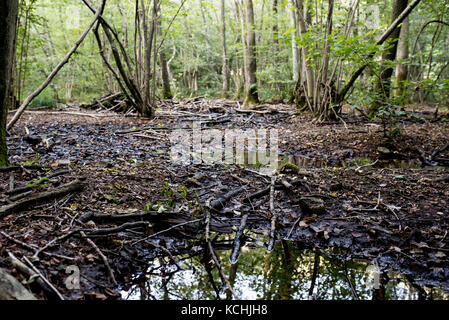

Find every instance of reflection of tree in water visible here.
[126,239,449,300]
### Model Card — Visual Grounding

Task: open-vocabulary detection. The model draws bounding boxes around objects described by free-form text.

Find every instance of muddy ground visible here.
[0,100,448,300]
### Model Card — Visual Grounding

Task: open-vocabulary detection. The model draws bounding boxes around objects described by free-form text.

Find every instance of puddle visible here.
[121,239,449,300]
[246,153,447,171]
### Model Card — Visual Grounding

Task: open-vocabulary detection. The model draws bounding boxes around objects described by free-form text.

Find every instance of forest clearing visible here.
[0,0,449,303]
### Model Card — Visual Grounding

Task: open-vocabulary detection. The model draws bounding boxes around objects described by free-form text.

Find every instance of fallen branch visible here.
[267,176,277,252]
[431,142,449,160]
[209,185,248,211]
[32,230,80,260]
[12,110,112,118]
[244,178,303,203]
[6,169,70,196]
[131,218,204,245]
[0,164,45,173]
[80,231,117,286]
[23,256,65,300]
[1,232,75,262]
[229,213,248,264]
[433,175,449,183]
[8,251,55,298]
[205,210,239,300]
[85,221,150,236]
[0,179,85,217]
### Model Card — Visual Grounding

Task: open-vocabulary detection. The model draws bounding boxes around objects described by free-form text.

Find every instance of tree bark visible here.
[221,0,230,97]
[243,0,259,106]
[393,17,409,98]
[289,0,299,81]
[370,0,409,115]
[272,0,279,48]
[0,0,19,166]
[141,0,158,117]
[295,0,315,101]
[157,5,173,100]
[234,0,247,98]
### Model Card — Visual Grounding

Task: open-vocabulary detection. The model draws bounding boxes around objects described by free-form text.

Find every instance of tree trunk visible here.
[157,6,173,100]
[272,0,279,48]
[221,0,230,97]
[0,0,19,166]
[393,17,409,99]
[370,0,409,115]
[141,0,158,117]
[235,0,247,98]
[289,0,299,81]
[295,0,315,102]
[337,0,421,105]
[243,0,259,107]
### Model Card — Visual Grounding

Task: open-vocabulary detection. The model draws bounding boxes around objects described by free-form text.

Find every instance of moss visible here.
[244,85,260,106]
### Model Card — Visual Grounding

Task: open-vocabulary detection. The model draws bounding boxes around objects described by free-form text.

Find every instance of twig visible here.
[84,221,150,236]
[344,262,359,300]
[230,214,248,264]
[354,159,379,172]
[7,251,55,297]
[6,169,70,196]
[204,209,239,299]
[23,256,66,300]
[131,218,203,245]
[308,251,320,299]
[32,230,79,260]
[80,231,117,286]
[287,215,302,239]
[0,179,85,217]
[145,241,183,271]
[1,231,75,261]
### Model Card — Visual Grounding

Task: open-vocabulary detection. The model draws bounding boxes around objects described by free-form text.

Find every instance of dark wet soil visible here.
[1,100,448,300]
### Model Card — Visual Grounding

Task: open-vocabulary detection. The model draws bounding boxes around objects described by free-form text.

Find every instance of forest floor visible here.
[0,99,448,300]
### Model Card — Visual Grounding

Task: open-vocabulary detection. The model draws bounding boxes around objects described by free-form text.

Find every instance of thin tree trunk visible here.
[157,5,172,99]
[337,0,421,104]
[0,0,19,166]
[235,0,247,96]
[370,0,409,115]
[244,0,259,106]
[289,0,299,81]
[295,0,315,101]
[393,17,409,98]
[141,0,158,117]
[320,0,334,85]
[272,0,279,48]
[221,0,230,97]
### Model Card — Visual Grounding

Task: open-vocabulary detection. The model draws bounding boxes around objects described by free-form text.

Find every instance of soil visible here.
[0,100,448,300]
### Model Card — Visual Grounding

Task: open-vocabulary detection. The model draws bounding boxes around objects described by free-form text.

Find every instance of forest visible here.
[0,0,448,302]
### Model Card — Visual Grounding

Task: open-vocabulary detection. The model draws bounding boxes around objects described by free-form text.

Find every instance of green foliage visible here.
[12,0,449,112]
[154,182,192,210]
[27,176,49,188]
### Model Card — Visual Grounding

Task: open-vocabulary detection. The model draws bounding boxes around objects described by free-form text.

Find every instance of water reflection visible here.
[122,240,449,300]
